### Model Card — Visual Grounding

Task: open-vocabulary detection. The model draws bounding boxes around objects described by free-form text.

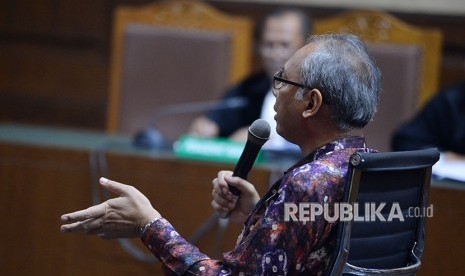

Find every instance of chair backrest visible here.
[328,148,440,276]
[314,11,442,151]
[106,0,252,141]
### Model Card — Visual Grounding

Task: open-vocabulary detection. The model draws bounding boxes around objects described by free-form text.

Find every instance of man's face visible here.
[259,14,306,79]
[273,44,315,143]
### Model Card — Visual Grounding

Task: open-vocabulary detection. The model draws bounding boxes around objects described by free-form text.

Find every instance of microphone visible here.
[229,119,271,196]
[133,97,249,149]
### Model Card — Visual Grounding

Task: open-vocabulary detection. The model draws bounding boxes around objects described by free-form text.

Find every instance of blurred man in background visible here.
[189,8,312,152]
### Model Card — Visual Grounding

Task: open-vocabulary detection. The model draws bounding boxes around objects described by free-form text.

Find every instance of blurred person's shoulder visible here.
[434,81,465,103]
[238,71,271,95]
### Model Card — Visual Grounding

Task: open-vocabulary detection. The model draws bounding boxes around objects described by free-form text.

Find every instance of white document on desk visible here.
[432,155,465,182]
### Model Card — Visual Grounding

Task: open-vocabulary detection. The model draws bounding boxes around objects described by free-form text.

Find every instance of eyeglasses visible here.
[272,70,330,104]
[273,70,311,91]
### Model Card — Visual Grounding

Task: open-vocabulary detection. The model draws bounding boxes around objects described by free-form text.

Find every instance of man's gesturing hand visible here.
[60,177,160,239]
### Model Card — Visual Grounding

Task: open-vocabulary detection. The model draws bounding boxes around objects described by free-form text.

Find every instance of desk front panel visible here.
[1,136,464,275]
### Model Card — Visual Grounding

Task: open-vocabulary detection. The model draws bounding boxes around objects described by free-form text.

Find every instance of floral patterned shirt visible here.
[141,136,372,275]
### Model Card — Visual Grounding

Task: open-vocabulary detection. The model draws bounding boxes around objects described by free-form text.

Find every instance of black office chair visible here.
[327,148,440,276]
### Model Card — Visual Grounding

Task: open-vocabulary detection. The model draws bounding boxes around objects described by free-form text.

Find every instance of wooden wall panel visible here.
[1,0,464,131]
[0,0,112,129]
[0,0,55,34]
[0,0,107,39]
[0,43,107,128]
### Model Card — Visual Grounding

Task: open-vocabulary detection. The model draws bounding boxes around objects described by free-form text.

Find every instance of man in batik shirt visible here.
[61,34,381,275]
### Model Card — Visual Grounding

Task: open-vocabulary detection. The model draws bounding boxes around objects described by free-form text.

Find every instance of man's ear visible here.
[302,89,324,118]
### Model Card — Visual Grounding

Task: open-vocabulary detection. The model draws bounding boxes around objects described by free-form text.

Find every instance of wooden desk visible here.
[1,124,464,275]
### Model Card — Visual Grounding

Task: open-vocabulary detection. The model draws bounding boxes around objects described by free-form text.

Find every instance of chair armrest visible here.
[342,247,421,276]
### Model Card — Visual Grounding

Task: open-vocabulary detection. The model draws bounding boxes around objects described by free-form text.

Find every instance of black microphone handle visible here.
[229,141,262,196]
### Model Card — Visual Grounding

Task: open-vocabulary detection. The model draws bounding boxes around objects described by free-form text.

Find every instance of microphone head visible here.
[248,119,271,145]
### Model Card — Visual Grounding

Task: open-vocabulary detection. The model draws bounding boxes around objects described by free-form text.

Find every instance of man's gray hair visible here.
[297,34,381,131]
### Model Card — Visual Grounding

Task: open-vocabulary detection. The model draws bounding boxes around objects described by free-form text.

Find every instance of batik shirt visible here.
[142,136,372,275]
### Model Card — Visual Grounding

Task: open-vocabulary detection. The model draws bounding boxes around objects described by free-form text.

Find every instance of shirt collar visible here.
[285,136,367,173]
